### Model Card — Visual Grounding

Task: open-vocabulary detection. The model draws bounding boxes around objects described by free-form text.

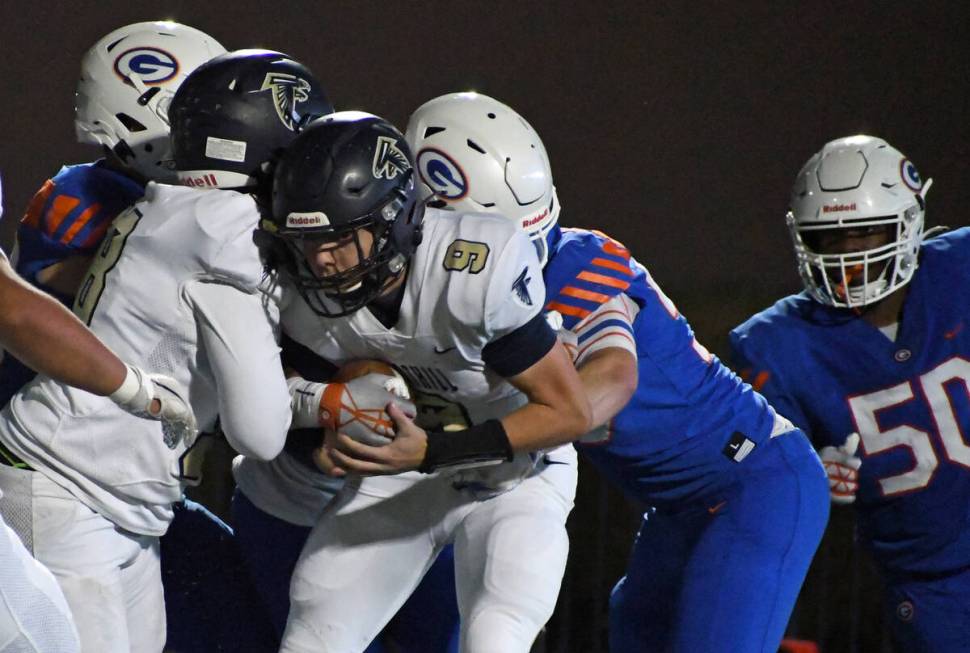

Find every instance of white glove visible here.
[287,374,416,446]
[109,364,197,449]
[820,432,862,505]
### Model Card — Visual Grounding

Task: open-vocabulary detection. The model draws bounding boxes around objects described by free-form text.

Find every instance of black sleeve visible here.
[481,311,557,378]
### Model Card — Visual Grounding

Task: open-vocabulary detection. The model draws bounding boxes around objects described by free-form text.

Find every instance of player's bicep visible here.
[189,281,291,459]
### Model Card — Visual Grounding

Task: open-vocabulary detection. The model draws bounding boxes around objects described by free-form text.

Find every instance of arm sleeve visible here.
[187,280,292,460]
[571,293,639,365]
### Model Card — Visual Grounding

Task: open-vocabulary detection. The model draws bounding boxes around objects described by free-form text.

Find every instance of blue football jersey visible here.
[730,228,970,577]
[15,161,144,297]
[0,161,144,406]
[544,228,778,505]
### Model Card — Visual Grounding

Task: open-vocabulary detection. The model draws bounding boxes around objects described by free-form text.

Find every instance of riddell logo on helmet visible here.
[181,174,219,188]
[522,209,549,228]
[286,212,330,228]
[822,203,857,213]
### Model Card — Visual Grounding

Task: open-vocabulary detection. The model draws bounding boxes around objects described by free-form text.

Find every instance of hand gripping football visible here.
[321,360,415,446]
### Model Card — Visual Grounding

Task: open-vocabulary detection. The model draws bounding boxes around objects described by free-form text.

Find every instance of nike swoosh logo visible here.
[434,346,457,354]
[707,500,727,515]
[881,182,898,188]
[945,323,964,340]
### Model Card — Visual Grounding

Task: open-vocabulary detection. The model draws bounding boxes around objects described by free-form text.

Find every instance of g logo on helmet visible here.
[900,159,922,192]
[417,148,467,200]
[114,47,179,85]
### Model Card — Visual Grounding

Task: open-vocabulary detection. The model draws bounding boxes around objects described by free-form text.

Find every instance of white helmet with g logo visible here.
[787,135,932,308]
[405,92,559,265]
[75,21,226,182]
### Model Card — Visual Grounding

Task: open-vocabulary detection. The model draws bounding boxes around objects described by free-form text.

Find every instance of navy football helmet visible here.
[263,112,425,317]
[169,49,333,191]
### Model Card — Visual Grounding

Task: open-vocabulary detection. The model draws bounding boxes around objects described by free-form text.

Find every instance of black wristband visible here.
[418,419,514,474]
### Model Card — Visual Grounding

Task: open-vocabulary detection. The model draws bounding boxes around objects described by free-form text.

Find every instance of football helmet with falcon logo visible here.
[168,49,333,191]
[263,112,425,317]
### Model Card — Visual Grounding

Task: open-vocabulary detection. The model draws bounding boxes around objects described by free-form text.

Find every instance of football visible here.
[325,359,413,446]
[333,359,412,403]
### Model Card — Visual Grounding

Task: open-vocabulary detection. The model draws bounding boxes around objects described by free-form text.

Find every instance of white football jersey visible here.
[236,208,552,521]
[0,182,291,535]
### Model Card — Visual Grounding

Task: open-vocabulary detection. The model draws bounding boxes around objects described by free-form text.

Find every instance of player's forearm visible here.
[500,342,593,451]
[191,280,291,459]
[576,347,638,429]
[501,401,591,451]
[0,260,126,395]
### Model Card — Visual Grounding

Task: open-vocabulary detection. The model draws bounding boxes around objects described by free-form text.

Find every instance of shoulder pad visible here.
[544,228,637,329]
[150,184,265,293]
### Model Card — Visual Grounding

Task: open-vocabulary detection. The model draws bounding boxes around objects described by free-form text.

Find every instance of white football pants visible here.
[0,510,79,653]
[0,464,164,653]
[280,446,577,653]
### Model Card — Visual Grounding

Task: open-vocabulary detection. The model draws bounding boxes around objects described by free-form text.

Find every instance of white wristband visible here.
[287,377,327,429]
[109,364,141,404]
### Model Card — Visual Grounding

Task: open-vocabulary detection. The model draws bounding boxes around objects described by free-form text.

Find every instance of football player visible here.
[0,175,195,653]
[397,93,831,653]
[0,49,330,652]
[253,112,591,653]
[232,334,462,653]
[730,135,969,652]
[0,22,280,653]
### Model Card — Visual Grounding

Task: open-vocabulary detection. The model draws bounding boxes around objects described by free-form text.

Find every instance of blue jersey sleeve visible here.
[16,162,144,289]
[729,326,814,442]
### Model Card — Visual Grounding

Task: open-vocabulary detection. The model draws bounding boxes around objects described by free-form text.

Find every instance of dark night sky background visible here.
[2,2,969,352]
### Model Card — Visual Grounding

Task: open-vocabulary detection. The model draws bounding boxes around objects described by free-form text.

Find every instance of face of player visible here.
[809,225,893,255]
[806,224,895,288]
[301,228,375,292]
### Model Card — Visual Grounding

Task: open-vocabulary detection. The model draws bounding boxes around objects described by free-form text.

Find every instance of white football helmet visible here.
[405,92,559,265]
[787,135,932,308]
[75,21,226,182]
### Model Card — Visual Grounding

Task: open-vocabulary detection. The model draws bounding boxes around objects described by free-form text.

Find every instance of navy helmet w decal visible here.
[169,49,333,191]
[263,112,425,317]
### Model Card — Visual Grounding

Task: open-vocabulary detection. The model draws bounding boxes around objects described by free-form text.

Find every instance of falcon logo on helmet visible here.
[114,47,179,85]
[260,72,312,131]
[372,136,410,180]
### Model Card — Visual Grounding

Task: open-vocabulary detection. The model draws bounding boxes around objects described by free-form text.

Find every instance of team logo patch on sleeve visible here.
[259,73,311,131]
[511,267,534,307]
[372,136,410,180]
